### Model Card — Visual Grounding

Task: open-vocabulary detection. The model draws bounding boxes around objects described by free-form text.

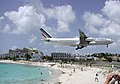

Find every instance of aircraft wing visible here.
[75,29,89,50]
[69,41,88,50]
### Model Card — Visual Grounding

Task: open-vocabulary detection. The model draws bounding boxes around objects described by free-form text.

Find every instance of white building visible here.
[75,55,96,61]
[51,52,74,60]
[0,47,44,61]
[31,51,44,61]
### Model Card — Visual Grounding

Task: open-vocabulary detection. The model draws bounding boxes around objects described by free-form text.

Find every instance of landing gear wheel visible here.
[76,46,79,50]
[107,44,108,48]
[76,48,78,50]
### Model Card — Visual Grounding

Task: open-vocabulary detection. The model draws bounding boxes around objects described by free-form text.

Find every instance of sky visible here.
[0,0,120,55]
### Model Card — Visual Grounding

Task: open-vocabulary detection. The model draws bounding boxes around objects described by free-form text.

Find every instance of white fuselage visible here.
[45,37,113,47]
[40,28,113,49]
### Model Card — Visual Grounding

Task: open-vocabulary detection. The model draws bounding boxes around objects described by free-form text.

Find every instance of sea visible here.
[0,63,50,84]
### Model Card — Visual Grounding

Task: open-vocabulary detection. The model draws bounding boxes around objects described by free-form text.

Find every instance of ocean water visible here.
[0,63,50,84]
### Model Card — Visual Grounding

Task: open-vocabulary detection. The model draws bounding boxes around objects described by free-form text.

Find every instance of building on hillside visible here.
[31,51,44,61]
[0,53,10,59]
[73,54,96,61]
[111,55,120,61]
[51,52,74,60]
[51,52,96,61]
[0,47,43,61]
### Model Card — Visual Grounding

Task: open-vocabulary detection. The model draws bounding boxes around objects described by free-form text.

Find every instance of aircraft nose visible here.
[107,39,113,44]
[108,39,113,44]
[110,40,114,43]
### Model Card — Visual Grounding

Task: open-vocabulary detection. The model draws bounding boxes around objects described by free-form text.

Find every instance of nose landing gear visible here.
[107,44,108,48]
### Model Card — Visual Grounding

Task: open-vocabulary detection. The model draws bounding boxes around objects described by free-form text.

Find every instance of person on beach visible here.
[112,64,114,69]
[95,73,99,82]
[73,68,75,73]
[81,67,83,71]
[105,74,120,84]
[41,72,42,75]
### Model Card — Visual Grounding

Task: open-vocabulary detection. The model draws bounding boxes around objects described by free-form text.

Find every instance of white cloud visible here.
[83,1,120,36]
[83,12,106,27]
[102,1,120,25]
[0,16,4,29]
[83,0,120,50]
[43,5,76,32]
[57,20,69,32]
[83,12,110,34]
[28,34,37,43]
[3,24,10,33]
[99,21,120,36]
[3,1,76,35]
[0,16,4,22]
[4,5,46,34]
[83,12,99,33]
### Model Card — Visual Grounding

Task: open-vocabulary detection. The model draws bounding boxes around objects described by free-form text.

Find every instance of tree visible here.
[12,56,17,61]
[117,58,120,62]
[106,57,112,62]
[16,55,19,58]
[25,53,31,61]
[42,55,53,61]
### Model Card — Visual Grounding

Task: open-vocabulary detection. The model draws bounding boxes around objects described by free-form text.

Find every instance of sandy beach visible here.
[0,60,119,84]
[50,64,105,84]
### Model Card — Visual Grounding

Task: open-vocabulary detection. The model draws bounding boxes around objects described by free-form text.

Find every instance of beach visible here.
[50,64,105,84]
[0,60,119,84]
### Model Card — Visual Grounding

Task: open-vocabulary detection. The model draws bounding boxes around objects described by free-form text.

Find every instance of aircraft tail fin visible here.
[40,28,52,39]
[79,29,87,38]
[79,29,88,44]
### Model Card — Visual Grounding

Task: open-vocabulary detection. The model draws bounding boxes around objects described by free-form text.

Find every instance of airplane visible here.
[40,28,113,50]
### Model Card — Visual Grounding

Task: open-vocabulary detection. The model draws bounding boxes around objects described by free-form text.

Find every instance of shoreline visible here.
[0,60,120,84]
[0,60,62,84]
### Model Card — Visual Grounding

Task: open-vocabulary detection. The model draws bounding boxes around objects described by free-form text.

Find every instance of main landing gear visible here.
[76,46,79,50]
[76,46,84,50]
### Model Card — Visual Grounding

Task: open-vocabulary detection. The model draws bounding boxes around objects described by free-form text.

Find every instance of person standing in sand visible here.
[95,73,99,82]
[73,68,76,73]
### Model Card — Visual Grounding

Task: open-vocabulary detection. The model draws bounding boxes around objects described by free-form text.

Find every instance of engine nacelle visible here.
[85,37,93,41]
[89,41,96,44]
